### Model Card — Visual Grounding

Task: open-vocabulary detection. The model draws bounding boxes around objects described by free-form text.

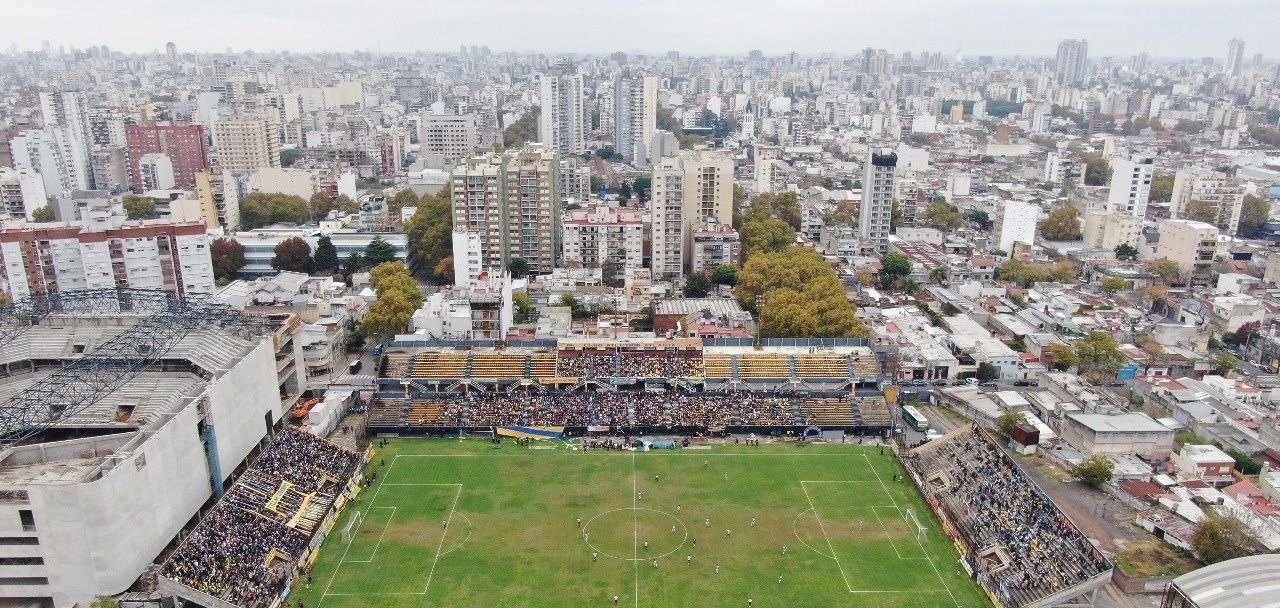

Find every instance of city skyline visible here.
[8,0,1280,59]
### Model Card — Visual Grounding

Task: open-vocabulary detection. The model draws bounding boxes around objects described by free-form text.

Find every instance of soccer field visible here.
[297,438,991,608]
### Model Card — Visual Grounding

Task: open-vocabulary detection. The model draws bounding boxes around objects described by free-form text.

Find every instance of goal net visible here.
[341,510,364,545]
[905,508,927,540]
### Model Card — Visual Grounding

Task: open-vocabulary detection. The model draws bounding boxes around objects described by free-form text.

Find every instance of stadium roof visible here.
[1170,554,1280,608]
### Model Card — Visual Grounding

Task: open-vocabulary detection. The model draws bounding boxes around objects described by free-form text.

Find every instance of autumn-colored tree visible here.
[309,192,336,222]
[1186,199,1218,224]
[1038,206,1082,241]
[239,193,311,229]
[1192,513,1266,564]
[210,237,246,280]
[1149,259,1185,285]
[1075,331,1125,384]
[433,256,455,284]
[736,247,869,338]
[388,189,419,216]
[404,195,453,281]
[360,290,416,341]
[271,237,312,273]
[1148,173,1174,203]
[740,217,795,257]
[1046,343,1077,371]
[121,194,158,220]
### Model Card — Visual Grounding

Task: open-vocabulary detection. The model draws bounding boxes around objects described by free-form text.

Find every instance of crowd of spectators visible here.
[161,429,363,607]
[420,391,803,427]
[558,352,704,378]
[908,425,1109,606]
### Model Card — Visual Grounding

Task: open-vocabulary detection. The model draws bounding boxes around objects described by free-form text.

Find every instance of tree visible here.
[1210,350,1238,375]
[334,194,358,215]
[742,192,802,231]
[1039,207,1082,241]
[740,218,795,256]
[313,235,340,273]
[404,195,452,281]
[513,291,534,323]
[238,193,310,229]
[1150,259,1185,285]
[309,192,336,222]
[968,209,991,229]
[1075,331,1125,383]
[1232,321,1261,347]
[121,194,158,220]
[280,148,302,167]
[558,293,594,319]
[1148,173,1174,203]
[506,257,529,279]
[1081,153,1112,186]
[683,271,712,298]
[589,174,606,193]
[30,205,54,222]
[369,261,423,309]
[343,252,364,277]
[879,251,913,289]
[1114,243,1139,261]
[1237,194,1270,238]
[360,290,416,341]
[923,202,964,232]
[1046,343,1078,371]
[388,189,418,216]
[271,237,312,273]
[363,236,398,268]
[976,362,1000,381]
[735,247,869,338]
[210,237,246,281]
[433,256,454,284]
[900,278,922,296]
[996,411,1023,438]
[618,181,632,202]
[1187,199,1218,223]
[1100,277,1132,295]
[929,266,950,285]
[502,106,539,148]
[711,264,739,286]
[1192,513,1267,564]
[1072,454,1115,489]
[632,177,651,203]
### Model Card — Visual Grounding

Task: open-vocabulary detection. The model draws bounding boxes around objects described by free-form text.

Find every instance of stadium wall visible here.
[207,340,285,486]
[0,404,212,607]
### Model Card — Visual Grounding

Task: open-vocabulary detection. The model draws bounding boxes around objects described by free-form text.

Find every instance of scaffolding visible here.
[0,289,278,447]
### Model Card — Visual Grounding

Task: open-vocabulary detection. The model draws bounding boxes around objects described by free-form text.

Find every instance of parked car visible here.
[1013,379,1031,387]
[911,379,928,387]
[964,378,979,386]
[979,381,998,388]
[932,379,949,386]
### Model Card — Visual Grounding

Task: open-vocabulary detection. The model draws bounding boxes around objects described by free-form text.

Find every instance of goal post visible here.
[341,510,364,545]
[906,509,926,542]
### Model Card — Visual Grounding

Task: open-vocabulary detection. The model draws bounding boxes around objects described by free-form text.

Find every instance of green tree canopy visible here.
[1046,343,1077,371]
[506,257,529,279]
[1100,277,1132,295]
[404,192,453,282]
[31,205,54,222]
[1210,350,1238,375]
[1150,259,1185,285]
[923,202,964,232]
[740,217,795,257]
[1237,194,1270,238]
[309,192,336,222]
[1192,512,1267,564]
[433,256,454,284]
[313,235,340,273]
[389,189,419,216]
[996,411,1022,438]
[1075,331,1125,384]
[364,236,398,268]
[503,106,540,148]
[1187,199,1218,224]
[211,237,246,281]
[683,271,712,298]
[1114,243,1139,261]
[1080,153,1112,186]
[711,264,739,286]
[1148,173,1174,203]
[513,290,534,323]
[121,194,159,220]
[976,362,1000,381]
[271,236,312,274]
[239,193,310,230]
[1039,206,1082,241]
[1072,454,1115,488]
[741,192,802,231]
[929,266,950,285]
[879,251,913,289]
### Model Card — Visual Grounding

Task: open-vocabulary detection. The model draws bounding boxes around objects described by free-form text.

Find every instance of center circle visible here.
[583,508,688,561]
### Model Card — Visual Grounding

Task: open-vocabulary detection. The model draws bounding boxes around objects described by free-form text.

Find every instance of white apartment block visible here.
[10,130,80,196]
[859,149,898,253]
[1055,39,1089,86]
[247,167,319,200]
[1106,155,1154,218]
[996,200,1038,253]
[537,63,587,156]
[1082,211,1142,250]
[194,169,241,232]
[0,167,49,220]
[211,117,281,171]
[451,231,484,289]
[753,144,786,194]
[419,114,480,167]
[1156,219,1219,276]
[0,219,214,300]
[560,157,592,203]
[38,91,93,191]
[561,204,644,272]
[650,150,734,280]
[138,153,175,191]
[451,145,561,275]
[1170,168,1245,235]
[1043,152,1085,185]
[613,72,657,165]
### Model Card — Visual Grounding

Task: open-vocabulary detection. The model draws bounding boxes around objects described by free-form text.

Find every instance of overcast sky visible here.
[9,0,1278,59]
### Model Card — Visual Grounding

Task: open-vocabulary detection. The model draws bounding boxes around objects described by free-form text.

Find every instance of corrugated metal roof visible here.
[1171,554,1280,608]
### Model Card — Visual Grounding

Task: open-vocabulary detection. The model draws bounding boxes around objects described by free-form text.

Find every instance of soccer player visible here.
[577,517,582,527]
[652,559,658,569]
[687,555,692,564]
[613,595,619,605]
[593,551,599,561]
[778,575,783,584]
[750,517,756,526]
[704,518,710,527]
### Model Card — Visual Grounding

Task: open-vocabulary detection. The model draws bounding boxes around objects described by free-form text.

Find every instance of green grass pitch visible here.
[295,439,991,608]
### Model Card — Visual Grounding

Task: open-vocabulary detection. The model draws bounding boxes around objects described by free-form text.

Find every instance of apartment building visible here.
[211,117,280,172]
[0,216,215,300]
[613,72,657,164]
[650,149,734,280]
[419,114,480,167]
[1156,219,1220,276]
[194,168,241,231]
[124,124,209,191]
[538,62,587,156]
[1055,39,1089,86]
[561,204,644,272]
[690,220,742,274]
[995,200,1038,252]
[451,145,561,275]
[859,149,898,253]
[1082,211,1142,250]
[0,167,48,220]
[1106,155,1154,218]
[1170,168,1245,235]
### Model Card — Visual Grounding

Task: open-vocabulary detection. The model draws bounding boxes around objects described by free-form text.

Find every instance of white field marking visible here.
[439,512,475,557]
[868,505,927,561]
[582,507,688,561]
[420,483,463,595]
[791,508,836,560]
[345,506,397,563]
[631,452,639,608]
[318,458,395,607]
[862,453,960,607]
[799,481,853,593]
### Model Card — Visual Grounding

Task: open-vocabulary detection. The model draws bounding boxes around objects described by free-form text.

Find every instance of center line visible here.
[631,452,639,608]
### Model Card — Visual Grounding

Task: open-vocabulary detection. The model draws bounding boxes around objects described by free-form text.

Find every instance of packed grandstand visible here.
[159,429,363,608]
[905,425,1113,608]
